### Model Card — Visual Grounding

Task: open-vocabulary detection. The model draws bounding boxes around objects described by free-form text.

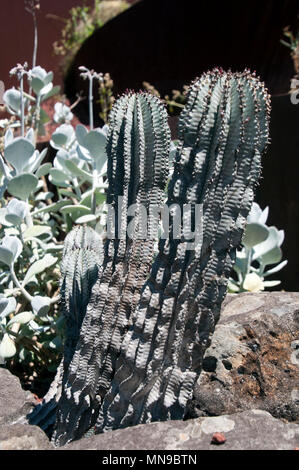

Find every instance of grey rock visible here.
[0,368,35,425]
[188,292,299,423]
[60,410,299,450]
[0,424,52,450]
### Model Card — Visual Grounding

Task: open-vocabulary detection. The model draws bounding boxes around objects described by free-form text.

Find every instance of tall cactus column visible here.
[95,70,271,433]
[52,92,171,446]
[28,225,103,432]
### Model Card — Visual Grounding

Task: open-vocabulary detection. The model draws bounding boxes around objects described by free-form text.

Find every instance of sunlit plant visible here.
[0,64,108,381]
[228,202,287,293]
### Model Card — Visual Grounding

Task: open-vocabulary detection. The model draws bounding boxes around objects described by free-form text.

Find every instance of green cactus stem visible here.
[94,69,271,433]
[52,92,171,446]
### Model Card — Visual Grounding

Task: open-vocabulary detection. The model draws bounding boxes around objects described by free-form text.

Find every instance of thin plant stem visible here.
[20,74,25,137]
[89,76,94,130]
[91,169,98,214]
[10,266,33,303]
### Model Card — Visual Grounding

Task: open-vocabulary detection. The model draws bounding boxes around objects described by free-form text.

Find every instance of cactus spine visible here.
[94,69,271,432]
[52,92,171,446]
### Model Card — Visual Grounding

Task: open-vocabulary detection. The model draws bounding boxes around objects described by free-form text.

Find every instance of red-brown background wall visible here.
[0,0,136,90]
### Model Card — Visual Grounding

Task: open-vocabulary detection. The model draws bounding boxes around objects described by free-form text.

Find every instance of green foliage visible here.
[0,60,286,409]
[97,73,115,124]
[280,18,299,52]
[229,202,287,293]
[0,64,108,381]
[52,0,130,71]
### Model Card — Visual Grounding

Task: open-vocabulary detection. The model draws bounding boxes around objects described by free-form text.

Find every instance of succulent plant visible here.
[229,202,287,293]
[93,69,271,435]
[51,91,171,446]
[42,69,272,446]
[0,63,109,376]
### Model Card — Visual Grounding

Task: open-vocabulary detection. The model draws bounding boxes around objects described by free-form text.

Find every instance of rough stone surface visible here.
[0,424,52,450]
[0,368,35,426]
[187,292,299,423]
[60,410,299,450]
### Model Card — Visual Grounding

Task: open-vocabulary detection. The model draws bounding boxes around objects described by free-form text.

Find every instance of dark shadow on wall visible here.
[65,0,298,123]
[64,0,299,291]
[255,94,299,292]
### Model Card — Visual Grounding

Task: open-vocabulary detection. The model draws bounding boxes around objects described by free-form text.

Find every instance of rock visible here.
[0,368,35,425]
[60,410,299,450]
[187,292,299,423]
[0,368,52,449]
[0,424,52,450]
[211,432,227,445]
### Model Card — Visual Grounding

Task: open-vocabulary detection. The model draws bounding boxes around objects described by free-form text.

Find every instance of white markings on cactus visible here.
[52,91,171,446]
[51,70,271,446]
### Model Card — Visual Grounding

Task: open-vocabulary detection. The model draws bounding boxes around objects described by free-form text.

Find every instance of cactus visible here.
[94,69,271,433]
[52,92,171,446]
[47,70,270,445]
[28,225,103,431]
[60,225,104,370]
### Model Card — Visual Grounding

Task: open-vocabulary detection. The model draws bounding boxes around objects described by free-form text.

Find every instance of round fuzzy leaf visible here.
[60,204,91,220]
[247,202,263,224]
[31,76,45,95]
[75,214,98,224]
[23,225,51,239]
[0,246,14,266]
[4,137,35,173]
[7,311,34,326]
[242,223,269,249]
[49,168,70,184]
[0,236,22,266]
[32,200,69,216]
[29,67,53,95]
[25,128,35,145]
[80,189,106,207]
[35,191,54,201]
[23,254,57,286]
[0,297,17,319]
[41,85,60,103]
[4,128,14,147]
[31,296,51,316]
[5,214,23,226]
[0,208,12,227]
[260,246,283,267]
[63,159,93,182]
[36,162,52,178]
[75,124,88,146]
[5,199,28,225]
[0,333,16,358]
[24,148,48,174]
[7,173,38,200]
[53,102,73,124]
[252,226,281,261]
[83,130,106,159]
[50,124,74,150]
[3,88,21,114]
